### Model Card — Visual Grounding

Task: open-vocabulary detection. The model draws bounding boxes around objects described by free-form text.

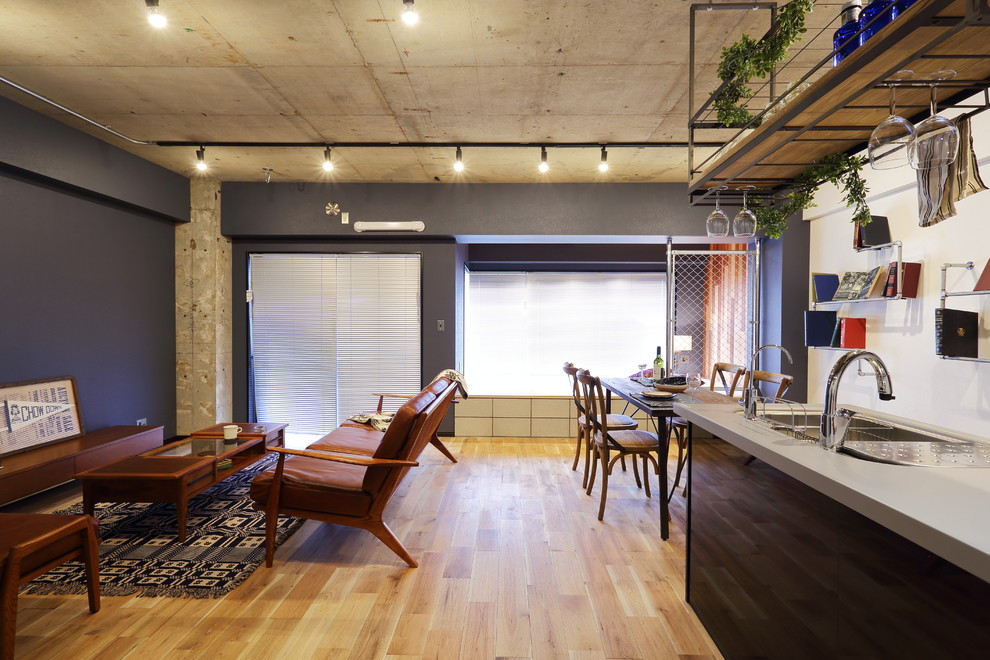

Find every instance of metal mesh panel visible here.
[669,249,756,391]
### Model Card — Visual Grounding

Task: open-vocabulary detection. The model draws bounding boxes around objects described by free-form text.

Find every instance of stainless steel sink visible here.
[739,408,990,468]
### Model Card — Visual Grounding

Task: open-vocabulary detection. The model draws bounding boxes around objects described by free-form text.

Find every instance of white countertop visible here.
[674,400,990,584]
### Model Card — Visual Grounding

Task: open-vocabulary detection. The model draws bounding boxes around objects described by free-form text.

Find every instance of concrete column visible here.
[175,178,232,434]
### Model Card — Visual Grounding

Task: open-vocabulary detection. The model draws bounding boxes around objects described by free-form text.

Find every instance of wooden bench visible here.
[1,514,100,660]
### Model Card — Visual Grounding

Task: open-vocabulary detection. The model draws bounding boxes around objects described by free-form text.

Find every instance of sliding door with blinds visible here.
[248,253,421,436]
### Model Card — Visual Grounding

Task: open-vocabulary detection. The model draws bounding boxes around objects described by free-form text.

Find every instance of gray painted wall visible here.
[0,96,189,222]
[0,174,178,435]
[221,181,702,239]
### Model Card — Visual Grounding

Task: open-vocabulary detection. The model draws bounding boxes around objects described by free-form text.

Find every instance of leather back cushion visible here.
[372,383,443,460]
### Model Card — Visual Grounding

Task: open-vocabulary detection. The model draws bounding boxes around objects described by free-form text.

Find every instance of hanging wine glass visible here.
[869,70,915,170]
[909,70,960,170]
[706,187,729,237]
[733,186,757,237]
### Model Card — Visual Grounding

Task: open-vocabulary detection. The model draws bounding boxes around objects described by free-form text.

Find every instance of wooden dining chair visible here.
[743,369,794,403]
[577,369,661,521]
[666,362,747,501]
[564,362,638,488]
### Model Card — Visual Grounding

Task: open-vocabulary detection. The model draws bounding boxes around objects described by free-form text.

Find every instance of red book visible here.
[975,258,990,292]
[883,262,921,298]
[839,318,866,349]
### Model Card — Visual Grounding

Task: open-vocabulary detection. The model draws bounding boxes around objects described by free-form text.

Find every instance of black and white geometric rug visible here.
[21,454,303,598]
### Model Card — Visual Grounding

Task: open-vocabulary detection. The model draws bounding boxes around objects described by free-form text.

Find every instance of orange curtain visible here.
[703,244,750,380]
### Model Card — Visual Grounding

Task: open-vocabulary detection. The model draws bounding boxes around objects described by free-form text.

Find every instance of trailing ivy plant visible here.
[713,0,815,128]
[752,153,871,239]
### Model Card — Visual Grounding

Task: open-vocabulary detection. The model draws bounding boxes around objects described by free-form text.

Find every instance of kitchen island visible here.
[675,400,990,659]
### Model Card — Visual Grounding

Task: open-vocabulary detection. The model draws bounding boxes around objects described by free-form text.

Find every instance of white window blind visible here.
[465,271,667,395]
[249,253,421,436]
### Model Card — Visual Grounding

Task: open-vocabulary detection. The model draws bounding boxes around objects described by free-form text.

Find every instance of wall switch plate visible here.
[136,418,147,426]
[342,211,349,224]
[437,319,445,331]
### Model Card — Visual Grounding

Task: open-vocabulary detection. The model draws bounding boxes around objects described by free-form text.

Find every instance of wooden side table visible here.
[1,513,100,660]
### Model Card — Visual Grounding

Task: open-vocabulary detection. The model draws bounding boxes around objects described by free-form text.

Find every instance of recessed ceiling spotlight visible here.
[402,0,419,25]
[145,0,167,28]
[323,146,334,172]
[195,146,207,171]
[453,146,464,172]
[538,146,549,173]
[598,146,609,172]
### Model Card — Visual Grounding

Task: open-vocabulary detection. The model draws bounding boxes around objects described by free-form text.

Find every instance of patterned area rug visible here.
[21,454,302,598]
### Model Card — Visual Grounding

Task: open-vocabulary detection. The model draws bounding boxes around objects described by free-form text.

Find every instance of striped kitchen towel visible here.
[918,115,986,227]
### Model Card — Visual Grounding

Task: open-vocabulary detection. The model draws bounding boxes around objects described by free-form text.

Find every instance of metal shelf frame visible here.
[937,261,990,362]
[688,0,990,207]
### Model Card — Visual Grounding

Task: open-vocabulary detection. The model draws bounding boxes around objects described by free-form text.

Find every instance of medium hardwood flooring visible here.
[9,438,721,659]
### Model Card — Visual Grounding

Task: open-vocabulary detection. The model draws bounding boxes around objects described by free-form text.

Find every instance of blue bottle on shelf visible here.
[833,0,863,67]
[858,0,900,47]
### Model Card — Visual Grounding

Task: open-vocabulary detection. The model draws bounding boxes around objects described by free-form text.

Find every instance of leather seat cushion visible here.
[308,424,382,456]
[250,457,372,517]
[578,413,638,429]
[595,429,659,450]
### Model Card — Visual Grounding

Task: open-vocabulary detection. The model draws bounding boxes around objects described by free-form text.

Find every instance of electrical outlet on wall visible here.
[136,418,147,426]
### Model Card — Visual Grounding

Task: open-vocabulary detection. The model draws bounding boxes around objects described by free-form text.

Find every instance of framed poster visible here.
[0,376,84,457]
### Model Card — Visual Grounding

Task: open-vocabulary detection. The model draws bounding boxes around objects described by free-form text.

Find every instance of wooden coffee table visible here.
[75,423,286,541]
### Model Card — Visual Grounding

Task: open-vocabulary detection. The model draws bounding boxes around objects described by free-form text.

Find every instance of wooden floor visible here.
[9,438,722,660]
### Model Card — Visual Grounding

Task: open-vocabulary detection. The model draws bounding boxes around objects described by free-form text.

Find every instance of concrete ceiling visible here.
[0,0,802,183]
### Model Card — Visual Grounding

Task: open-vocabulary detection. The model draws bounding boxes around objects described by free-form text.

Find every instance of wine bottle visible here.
[652,346,665,383]
[832,0,862,67]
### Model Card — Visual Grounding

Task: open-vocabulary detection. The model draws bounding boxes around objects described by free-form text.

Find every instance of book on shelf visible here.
[883,262,922,298]
[857,215,892,248]
[804,310,838,347]
[839,317,867,348]
[811,273,840,303]
[975,258,990,292]
[867,264,891,298]
[830,317,843,347]
[935,308,979,358]
[856,265,884,299]
[834,271,871,300]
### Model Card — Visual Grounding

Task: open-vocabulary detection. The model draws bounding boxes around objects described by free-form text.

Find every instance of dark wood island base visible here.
[688,436,990,660]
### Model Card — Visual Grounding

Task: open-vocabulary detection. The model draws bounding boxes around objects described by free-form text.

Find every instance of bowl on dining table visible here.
[647,383,689,393]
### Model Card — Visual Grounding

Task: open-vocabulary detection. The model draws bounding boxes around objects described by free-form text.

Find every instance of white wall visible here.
[806,109,990,437]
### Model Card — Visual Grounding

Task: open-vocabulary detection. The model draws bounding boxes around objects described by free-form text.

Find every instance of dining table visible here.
[600,376,738,539]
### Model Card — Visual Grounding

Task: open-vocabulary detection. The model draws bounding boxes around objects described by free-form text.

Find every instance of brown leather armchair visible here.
[250,377,458,568]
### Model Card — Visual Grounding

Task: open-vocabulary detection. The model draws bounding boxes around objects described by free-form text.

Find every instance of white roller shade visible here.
[465,271,666,395]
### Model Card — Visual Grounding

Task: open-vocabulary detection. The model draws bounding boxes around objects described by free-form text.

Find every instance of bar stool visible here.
[1,514,101,660]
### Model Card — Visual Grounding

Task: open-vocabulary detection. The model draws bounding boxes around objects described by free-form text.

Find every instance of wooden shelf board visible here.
[689,0,989,198]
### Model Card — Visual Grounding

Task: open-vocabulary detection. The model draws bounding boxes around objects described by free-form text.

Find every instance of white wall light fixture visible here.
[353,220,426,232]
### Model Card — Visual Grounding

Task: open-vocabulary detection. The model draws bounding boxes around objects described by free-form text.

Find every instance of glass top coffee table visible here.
[75,423,286,541]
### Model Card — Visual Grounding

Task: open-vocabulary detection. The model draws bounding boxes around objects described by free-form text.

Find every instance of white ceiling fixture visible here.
[145,0,166,28]
[599,146,609,172]
[453,146,464,172]
[323,146,334,172]
[538,147,549,173]
[402,0,419,25]
[195,146,207,171]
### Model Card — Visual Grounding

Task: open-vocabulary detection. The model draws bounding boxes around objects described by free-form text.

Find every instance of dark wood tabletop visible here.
[601,377,738,418]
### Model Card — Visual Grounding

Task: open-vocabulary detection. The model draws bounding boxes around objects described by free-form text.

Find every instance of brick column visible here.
[175,178,232,434]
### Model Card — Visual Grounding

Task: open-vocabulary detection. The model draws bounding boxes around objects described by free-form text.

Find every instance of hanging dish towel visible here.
[918,115,987,227]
